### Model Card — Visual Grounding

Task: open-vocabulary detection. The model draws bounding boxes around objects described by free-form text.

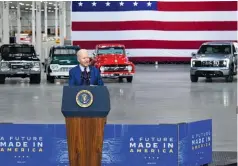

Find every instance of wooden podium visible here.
[61,86,110,166]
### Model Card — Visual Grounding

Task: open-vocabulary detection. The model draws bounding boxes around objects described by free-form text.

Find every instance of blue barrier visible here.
[0,119,212,166]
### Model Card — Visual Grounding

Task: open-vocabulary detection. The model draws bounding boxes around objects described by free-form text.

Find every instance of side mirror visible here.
[191,52,196,56]
[234,52,237,56]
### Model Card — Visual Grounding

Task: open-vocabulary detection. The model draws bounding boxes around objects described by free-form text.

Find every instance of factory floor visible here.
[0,63,236,165]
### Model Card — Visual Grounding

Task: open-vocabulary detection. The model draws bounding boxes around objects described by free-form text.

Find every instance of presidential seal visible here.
[76,90,93,108]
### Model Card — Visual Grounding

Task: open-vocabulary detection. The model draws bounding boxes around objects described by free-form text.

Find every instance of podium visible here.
[61,86,110,166]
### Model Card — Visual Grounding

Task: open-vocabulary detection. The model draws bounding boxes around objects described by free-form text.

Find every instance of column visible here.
[35,2,41,59]
[0,2,3,44]
[65,1,71,40]
[44,2,47,38]
[63,2,66,38]
[32,1,35,46]
[17,2,21,43]
[2,1,9,44]
[59,2,64,45]
[55,2,58,39]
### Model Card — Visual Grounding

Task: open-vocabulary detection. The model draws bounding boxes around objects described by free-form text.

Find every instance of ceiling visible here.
[8,1,58,13]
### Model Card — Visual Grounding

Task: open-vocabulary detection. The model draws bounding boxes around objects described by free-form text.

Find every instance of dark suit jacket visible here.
[68,65,104,86]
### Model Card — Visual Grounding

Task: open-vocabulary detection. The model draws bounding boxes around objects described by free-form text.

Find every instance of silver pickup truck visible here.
[190,41,237,82]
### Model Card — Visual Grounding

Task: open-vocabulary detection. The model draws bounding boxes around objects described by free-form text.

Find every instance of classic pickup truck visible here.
[44,45,80,83]
[91,43,135,83]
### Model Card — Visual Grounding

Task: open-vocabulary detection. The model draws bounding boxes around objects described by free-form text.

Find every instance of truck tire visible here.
[47,75,55,83]
[0,75,5,84]
[127,76,133,83]
[190,75,198,82]
[225,68,233,82]
[30,74,41,84]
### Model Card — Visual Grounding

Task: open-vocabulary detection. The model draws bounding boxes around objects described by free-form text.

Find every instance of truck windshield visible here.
[197,45,231,54]
[97,47,125,55]
[53,48,77,55]
[2,46,35,55]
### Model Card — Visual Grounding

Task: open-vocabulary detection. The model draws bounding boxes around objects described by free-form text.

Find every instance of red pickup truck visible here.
[90,44,135,83]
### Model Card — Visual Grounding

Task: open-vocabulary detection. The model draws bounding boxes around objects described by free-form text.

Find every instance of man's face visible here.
[78,51,90,67]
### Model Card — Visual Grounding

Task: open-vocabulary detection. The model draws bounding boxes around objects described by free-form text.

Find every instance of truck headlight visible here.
[0,62,8,68]
[223,59,229,67]
[127,65,132,71]
[33,62,40,68]
[50,64,59,70]
[191,61,195,67]
[100,66,105,72]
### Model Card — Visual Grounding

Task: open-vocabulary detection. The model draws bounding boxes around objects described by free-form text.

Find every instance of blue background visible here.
[0,120,212,166]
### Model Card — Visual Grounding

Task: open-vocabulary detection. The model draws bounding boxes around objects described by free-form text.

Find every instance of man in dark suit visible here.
[68,49,104,86]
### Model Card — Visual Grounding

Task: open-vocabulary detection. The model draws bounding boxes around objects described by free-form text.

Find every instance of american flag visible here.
[71,1,237,62]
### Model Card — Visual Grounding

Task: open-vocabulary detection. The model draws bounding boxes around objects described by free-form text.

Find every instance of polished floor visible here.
[0,64,236,153]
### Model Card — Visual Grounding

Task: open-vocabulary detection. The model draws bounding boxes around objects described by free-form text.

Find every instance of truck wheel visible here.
[225,68,233,82]
[30,74,41,84]
[190,75,198,82]
[127,76,133,83]
[118,77,123,83]
[47,75,55,83]
[0,75,5,84]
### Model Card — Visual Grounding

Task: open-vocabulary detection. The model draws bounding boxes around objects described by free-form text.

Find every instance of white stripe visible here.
[71,11,237,22]
[86,49,196,57]
[71,30,237,41]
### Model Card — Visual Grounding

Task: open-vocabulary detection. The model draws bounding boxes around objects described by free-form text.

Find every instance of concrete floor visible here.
[0,64,236,153]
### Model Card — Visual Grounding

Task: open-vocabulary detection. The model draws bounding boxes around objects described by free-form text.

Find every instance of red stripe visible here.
[72,21,237,31]
[157,1,237,11]
[129,57,191,62]
[72,40,236,50]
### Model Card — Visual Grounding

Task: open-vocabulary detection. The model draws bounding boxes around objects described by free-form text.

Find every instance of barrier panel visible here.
[0,119,212,166]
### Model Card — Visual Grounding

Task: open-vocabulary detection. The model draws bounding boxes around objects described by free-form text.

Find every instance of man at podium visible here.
[68,49,104,86]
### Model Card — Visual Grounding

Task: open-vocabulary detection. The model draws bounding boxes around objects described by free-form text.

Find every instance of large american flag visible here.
[71,1,237,62]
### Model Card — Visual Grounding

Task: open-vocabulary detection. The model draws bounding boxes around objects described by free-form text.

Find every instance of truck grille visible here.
[59,67,72,72]
[10,63,33,69]
[104,65,128,72]
[194,60,226,67]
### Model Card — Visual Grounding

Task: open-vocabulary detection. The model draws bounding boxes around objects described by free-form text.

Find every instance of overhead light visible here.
[25,8,29,10]
[49,2,52,4]
[11,6,15,8]
[26,4,30,6]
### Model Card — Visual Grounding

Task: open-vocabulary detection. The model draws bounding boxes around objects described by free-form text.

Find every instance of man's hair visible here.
[77,49,88,58]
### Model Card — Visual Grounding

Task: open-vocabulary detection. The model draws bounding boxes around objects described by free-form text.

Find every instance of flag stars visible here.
[147,1,152,7]
[133,1,138,6]
[105,1,110,6]
[92,1,96,6]
[119,1,124,6]
[78,2,83,7]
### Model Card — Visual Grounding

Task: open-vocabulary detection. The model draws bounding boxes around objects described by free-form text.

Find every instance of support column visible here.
[55,2,58,39]
[36,2,41,59]
[17,2,21,43]
[66,1,71,40]
[63,2,66,39]
[2,1,9,44]
[0,2,3,44]
[59,2,64,45]
[32,1,35,46]
[44,2,47,39]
